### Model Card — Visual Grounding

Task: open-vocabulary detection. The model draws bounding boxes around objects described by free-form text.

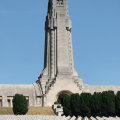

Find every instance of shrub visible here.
[115,91,120,117]
[107,90,116,117]
[83,93,91,110]
[13,94,28,115]
[63,95,72,117]
[57,105,61,108]
[101,91,109,117]
[70,93,80,117]
[91,92,102,117]
[80,93,91,117]
[54,101,59,104]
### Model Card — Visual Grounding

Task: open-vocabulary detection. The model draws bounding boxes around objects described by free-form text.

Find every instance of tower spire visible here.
[36,0,83,96]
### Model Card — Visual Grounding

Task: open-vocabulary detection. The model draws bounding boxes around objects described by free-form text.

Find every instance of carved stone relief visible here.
[37,96,42,106]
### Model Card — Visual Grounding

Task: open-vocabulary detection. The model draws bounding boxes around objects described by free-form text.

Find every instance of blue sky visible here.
[0,0,120,85]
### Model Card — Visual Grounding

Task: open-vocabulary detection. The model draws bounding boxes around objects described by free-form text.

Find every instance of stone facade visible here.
[36,0,83,107]
[0,0,120,107]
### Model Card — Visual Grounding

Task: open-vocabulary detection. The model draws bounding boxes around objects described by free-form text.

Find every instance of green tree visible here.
[70,93,80,117]
[80,93,91,117]
[84,93,91,110]
[13,94,28,115]
[107,90,116,117]
[101,91,109,117]
[115,91,120,117]
[91,92,102,117]
[63,95,72,116]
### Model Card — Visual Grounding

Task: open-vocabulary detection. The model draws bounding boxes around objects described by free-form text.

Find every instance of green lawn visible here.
[0,107,55,115]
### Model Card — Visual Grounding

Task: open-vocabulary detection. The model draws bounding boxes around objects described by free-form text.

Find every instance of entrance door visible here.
[57,90,72,106]
[57,94,66,106]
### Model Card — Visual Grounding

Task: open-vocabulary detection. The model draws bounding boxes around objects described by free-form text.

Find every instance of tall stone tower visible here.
[36,0,83,106]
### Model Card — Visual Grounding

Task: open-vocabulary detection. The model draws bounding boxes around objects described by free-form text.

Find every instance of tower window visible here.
[57,0,63,5]
[57,2,59,5]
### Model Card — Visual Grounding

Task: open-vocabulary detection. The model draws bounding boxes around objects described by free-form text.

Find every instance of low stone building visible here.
[0,0,120,107]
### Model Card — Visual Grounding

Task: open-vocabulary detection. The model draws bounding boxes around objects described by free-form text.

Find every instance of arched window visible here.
[57,0,63,5]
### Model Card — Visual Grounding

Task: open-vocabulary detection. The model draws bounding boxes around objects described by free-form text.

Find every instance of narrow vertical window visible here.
[60,0,63,5]
[57,0,63,5]
[57,0,59,5]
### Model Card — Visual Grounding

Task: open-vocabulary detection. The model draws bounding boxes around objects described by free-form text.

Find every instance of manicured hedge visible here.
[116,91,120,117]
[107,90,116,117]
[62,91,120,117]
[101,91,109,117]
[63,95,72,116]
[91,92,102,117]
[13,94,28,115]
[70,93,80,117]
[80,93,91,117]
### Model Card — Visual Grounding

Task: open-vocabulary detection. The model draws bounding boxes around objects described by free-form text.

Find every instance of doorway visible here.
[56,90,72,106]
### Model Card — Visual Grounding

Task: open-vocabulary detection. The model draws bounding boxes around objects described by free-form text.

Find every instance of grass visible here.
[0,107,56,115]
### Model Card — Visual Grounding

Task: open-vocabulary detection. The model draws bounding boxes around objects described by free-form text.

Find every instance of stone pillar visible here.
[2,95,8,107]
[42,94,47,107]
[10,99,12,107]
[47,30,50,76]
[26,97,29,106]
[11,98,13,107]
[50,30,55,78]
[0,96,2,107]
[54,28,57,75]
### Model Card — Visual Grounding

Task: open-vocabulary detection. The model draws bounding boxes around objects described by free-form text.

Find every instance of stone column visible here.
[0,101,1,107]
[47,30,50,76]
[12,98,13,107]
[2,95,7,107]
[50,30,55,78]
[54,28,57,75]
[42,94,47,107]
[10,98,12,107]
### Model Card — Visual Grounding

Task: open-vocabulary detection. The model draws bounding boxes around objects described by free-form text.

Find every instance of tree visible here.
[70,93,80,117]
[13,94,29,115]
[115,91,120,117]
[82,93,91,117]
[107,90,116,117]
[101,91,109,117]
[80,93,91,117]
[63,95,72,116]
[91,92,102,117]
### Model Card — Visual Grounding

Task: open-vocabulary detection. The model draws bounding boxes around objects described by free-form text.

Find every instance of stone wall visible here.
[0,84,39,107]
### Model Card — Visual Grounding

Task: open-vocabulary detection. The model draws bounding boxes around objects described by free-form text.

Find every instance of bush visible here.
[115,91,120,117]
[57,105,61,108]
[63,95,72,117]
[13,94,28,115]
[83,93,91,110]
[70,93,80,117]
[101,91,109,117]
[80,93,91,117]
[107,90,116,117]
[91,92,102,117]
[54,101,59,104]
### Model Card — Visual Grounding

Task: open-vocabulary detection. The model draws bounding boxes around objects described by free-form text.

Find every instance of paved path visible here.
[0,115,120,120]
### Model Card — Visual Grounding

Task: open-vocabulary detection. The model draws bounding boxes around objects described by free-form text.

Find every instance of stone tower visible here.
[36,0,83,106]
